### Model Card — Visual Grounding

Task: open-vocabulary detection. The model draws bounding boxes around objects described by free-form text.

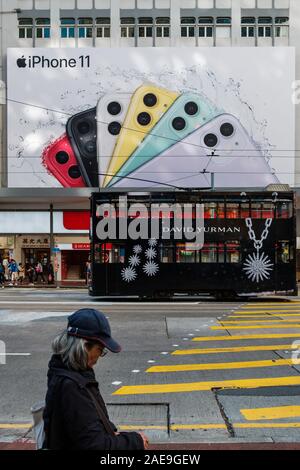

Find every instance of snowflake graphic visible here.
[133,244,142,255]
[145,247,157,260]
[128,254,141,267]
[121,266,137,283]
[143,261,159,277]
[243,252,273,283]
[148,239,158,247]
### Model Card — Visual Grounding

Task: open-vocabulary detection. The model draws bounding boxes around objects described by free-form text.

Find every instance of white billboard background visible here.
[7,47,295,188]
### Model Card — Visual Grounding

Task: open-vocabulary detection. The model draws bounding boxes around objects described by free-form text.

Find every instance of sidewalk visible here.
[2,439,300,450]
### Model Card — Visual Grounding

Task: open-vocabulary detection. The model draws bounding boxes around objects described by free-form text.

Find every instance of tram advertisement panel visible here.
[7,47,295,188]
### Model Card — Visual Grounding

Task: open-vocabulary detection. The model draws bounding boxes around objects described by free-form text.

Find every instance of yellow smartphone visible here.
[103,84,179,187]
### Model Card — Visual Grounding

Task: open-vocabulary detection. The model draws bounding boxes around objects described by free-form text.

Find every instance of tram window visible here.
[218,243,225,263]
[176,243,200,263]
[94,243,125,263]
[226,203,239,219]
[225,241,240,263]
[276,201,292,219]
[251,203,262,219]
[204,202,225,218]
[160,244,174,263]
[204,203,217,219]
[201,243,218,263]
[240,203,250,218]
[262,203,275,219]
[276,241,294,263]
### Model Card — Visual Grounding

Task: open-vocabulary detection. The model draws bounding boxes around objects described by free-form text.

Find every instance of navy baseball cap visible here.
[67,308,121,353]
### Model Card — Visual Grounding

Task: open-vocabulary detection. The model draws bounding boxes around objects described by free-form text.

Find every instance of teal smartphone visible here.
[108,91,221,187]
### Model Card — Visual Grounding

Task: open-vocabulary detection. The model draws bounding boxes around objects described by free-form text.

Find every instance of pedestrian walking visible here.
[0,261,5,288]
[8,259,19,286]
[35,261,45,283]
[26,263,35,285]
[47,262,54,284]
[43,308,149,450]
[18,263,25,284]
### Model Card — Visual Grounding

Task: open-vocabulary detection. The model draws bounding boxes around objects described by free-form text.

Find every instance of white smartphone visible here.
[111,113,280,189]
[96,93,132,187]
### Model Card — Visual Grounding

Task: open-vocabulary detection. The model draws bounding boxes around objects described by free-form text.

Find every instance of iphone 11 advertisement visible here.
[7,47,295,189]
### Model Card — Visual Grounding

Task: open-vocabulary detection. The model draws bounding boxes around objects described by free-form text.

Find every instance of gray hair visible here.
[52,330,96,371]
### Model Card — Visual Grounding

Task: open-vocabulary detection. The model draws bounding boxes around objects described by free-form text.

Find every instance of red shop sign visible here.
[72,243,90,250]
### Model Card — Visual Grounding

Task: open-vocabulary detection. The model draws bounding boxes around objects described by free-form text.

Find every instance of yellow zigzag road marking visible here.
[235,310,300,314]
[146,358,294,373]
[172,344,297,355]
[221,320,300,324]
[212,324,300,330]
[113,376,300,396]
[192,333,300,342]
[228,315,300,319]
[0,424,31,429]
[241,406,300,421]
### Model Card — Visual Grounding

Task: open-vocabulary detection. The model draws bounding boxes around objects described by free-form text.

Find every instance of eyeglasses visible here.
[100,348,108,357]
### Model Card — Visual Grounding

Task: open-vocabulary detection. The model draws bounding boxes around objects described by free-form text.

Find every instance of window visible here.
[241,17,255,38]
[159,243,174,263]
[251,202,275,219]
[198,17,213,38]
[156,17,170,38]
[276,201,293,219]
[181,17,196,38]
[216,17,231,39]
[138,17,153,38]
[275,17,289,38]
[61,18,75,38]
[121,17,135,38]
[18,18,33,39]
[36,18,50,38]
[276,241,294,264]
[176,243,200,263]
[226,241,240,263]
[258,17,272,37]
[78,18,93,38]
[226,203,240,219]
[204,202,225,219]
[96,17,110,38]
[201,243,218,263]
[94,243,125,264]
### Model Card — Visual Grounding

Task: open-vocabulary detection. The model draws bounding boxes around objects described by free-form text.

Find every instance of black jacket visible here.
[43,354,144,450]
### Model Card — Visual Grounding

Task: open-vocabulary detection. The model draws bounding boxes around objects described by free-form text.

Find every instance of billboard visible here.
[7,47,295,189]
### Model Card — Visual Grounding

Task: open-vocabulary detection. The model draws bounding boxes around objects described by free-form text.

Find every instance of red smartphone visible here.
[42,133,86,187]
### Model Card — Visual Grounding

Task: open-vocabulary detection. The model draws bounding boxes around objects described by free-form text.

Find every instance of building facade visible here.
[0,0,300,283]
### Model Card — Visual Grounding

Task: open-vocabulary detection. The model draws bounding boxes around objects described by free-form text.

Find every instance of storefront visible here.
[0,210,90,285]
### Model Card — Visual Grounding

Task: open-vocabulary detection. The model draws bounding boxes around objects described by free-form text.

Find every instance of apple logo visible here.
[17,56,26,68]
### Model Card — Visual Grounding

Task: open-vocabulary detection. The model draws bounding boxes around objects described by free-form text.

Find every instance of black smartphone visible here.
[66,107,98,187]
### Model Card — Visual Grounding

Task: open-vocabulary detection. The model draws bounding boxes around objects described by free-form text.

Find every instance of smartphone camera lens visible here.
[108,121,121,136]
[55,151,69,165]
[172,117,186,131]
[85,141,96,153]
[137,112,151,126]
[220,122,234,137]
[184,101,199,116]
[204,133,218,147]
[77,121,90,135]
[143,93,157,107]
[107,101,121,116]
[68,165,81,179]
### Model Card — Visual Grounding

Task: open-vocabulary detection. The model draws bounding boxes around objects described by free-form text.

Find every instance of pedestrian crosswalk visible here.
[113,300,300,431]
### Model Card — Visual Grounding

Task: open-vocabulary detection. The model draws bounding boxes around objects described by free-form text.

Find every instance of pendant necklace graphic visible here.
[243,218,273,283]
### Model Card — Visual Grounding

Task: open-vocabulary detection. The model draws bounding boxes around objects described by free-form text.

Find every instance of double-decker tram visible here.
[89,189,296,299]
